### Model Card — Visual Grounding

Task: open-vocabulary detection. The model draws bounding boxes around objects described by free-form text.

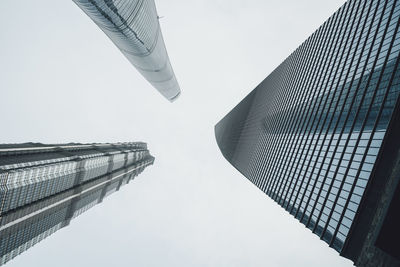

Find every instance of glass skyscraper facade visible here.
[215,0,400,265]
[0,142,154,266]
[73,0,181,102]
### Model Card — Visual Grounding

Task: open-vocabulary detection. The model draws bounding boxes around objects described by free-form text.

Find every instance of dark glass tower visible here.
[73,0,181,102]
[0,142,154,265]
[215,0,400,265]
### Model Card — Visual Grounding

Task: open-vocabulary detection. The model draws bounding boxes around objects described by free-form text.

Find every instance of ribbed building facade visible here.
[0,142,154,265]
[215,0,400,265]
[73,0,181,102]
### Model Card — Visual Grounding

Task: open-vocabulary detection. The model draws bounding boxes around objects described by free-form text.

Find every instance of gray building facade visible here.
[0,142,154,265]
[215,0,400,265]
[73,0,181,102]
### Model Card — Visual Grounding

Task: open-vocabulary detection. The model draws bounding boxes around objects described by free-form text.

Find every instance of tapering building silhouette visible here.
[0,142,154,266]
[215,0,400,265]
[73,0,181,102]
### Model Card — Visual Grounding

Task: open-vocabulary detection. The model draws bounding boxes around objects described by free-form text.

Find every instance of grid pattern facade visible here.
[215,0,400,257]
[0,147,153,266]
[73,0,181,102]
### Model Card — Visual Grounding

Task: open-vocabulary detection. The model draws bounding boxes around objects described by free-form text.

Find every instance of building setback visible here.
[73,0,181,102]
[215,0,400,265]
[0,142,154,265]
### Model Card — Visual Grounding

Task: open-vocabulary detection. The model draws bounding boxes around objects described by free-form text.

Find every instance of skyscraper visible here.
[215,0,400,265]
[73,0,181,102]
[0,142,154,265]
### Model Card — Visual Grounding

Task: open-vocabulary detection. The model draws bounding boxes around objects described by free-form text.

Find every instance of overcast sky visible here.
[0,1,353,266]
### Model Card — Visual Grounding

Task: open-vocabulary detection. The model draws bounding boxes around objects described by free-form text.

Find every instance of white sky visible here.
[0,0,353,266]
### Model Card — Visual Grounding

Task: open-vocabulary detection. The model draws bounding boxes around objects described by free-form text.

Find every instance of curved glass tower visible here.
[216,0,400,265]
[73,0,181,102]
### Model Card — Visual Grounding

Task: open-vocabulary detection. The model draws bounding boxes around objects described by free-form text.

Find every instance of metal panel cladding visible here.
[0,156,154,266]
[73,0,181,102]
[215,0,400,261]
[0,142,153,215]
[0,142,154,266]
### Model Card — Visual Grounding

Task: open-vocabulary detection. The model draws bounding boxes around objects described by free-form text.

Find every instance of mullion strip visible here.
[296,15,365,221]
[318,0,396,242]
[307,0,376,233]
[252,50,309,190]
[254,34,320,195]
[289,0,369,216]
[329,1,400,246]
[312,1,380,238]
[248,56,298,187]
[247,50,304,185]
[275,13,341,209]
[300,0,367,225]
[268,22,333,204]
[253,49,308,190]
[260,30,331,198]
[294,5,375,221]
[303,0,383,226]
[262,32,324,201]
[323,0,397,241]
[285,2,360,210]
[246,69,284,186]
[250,58,297,188]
